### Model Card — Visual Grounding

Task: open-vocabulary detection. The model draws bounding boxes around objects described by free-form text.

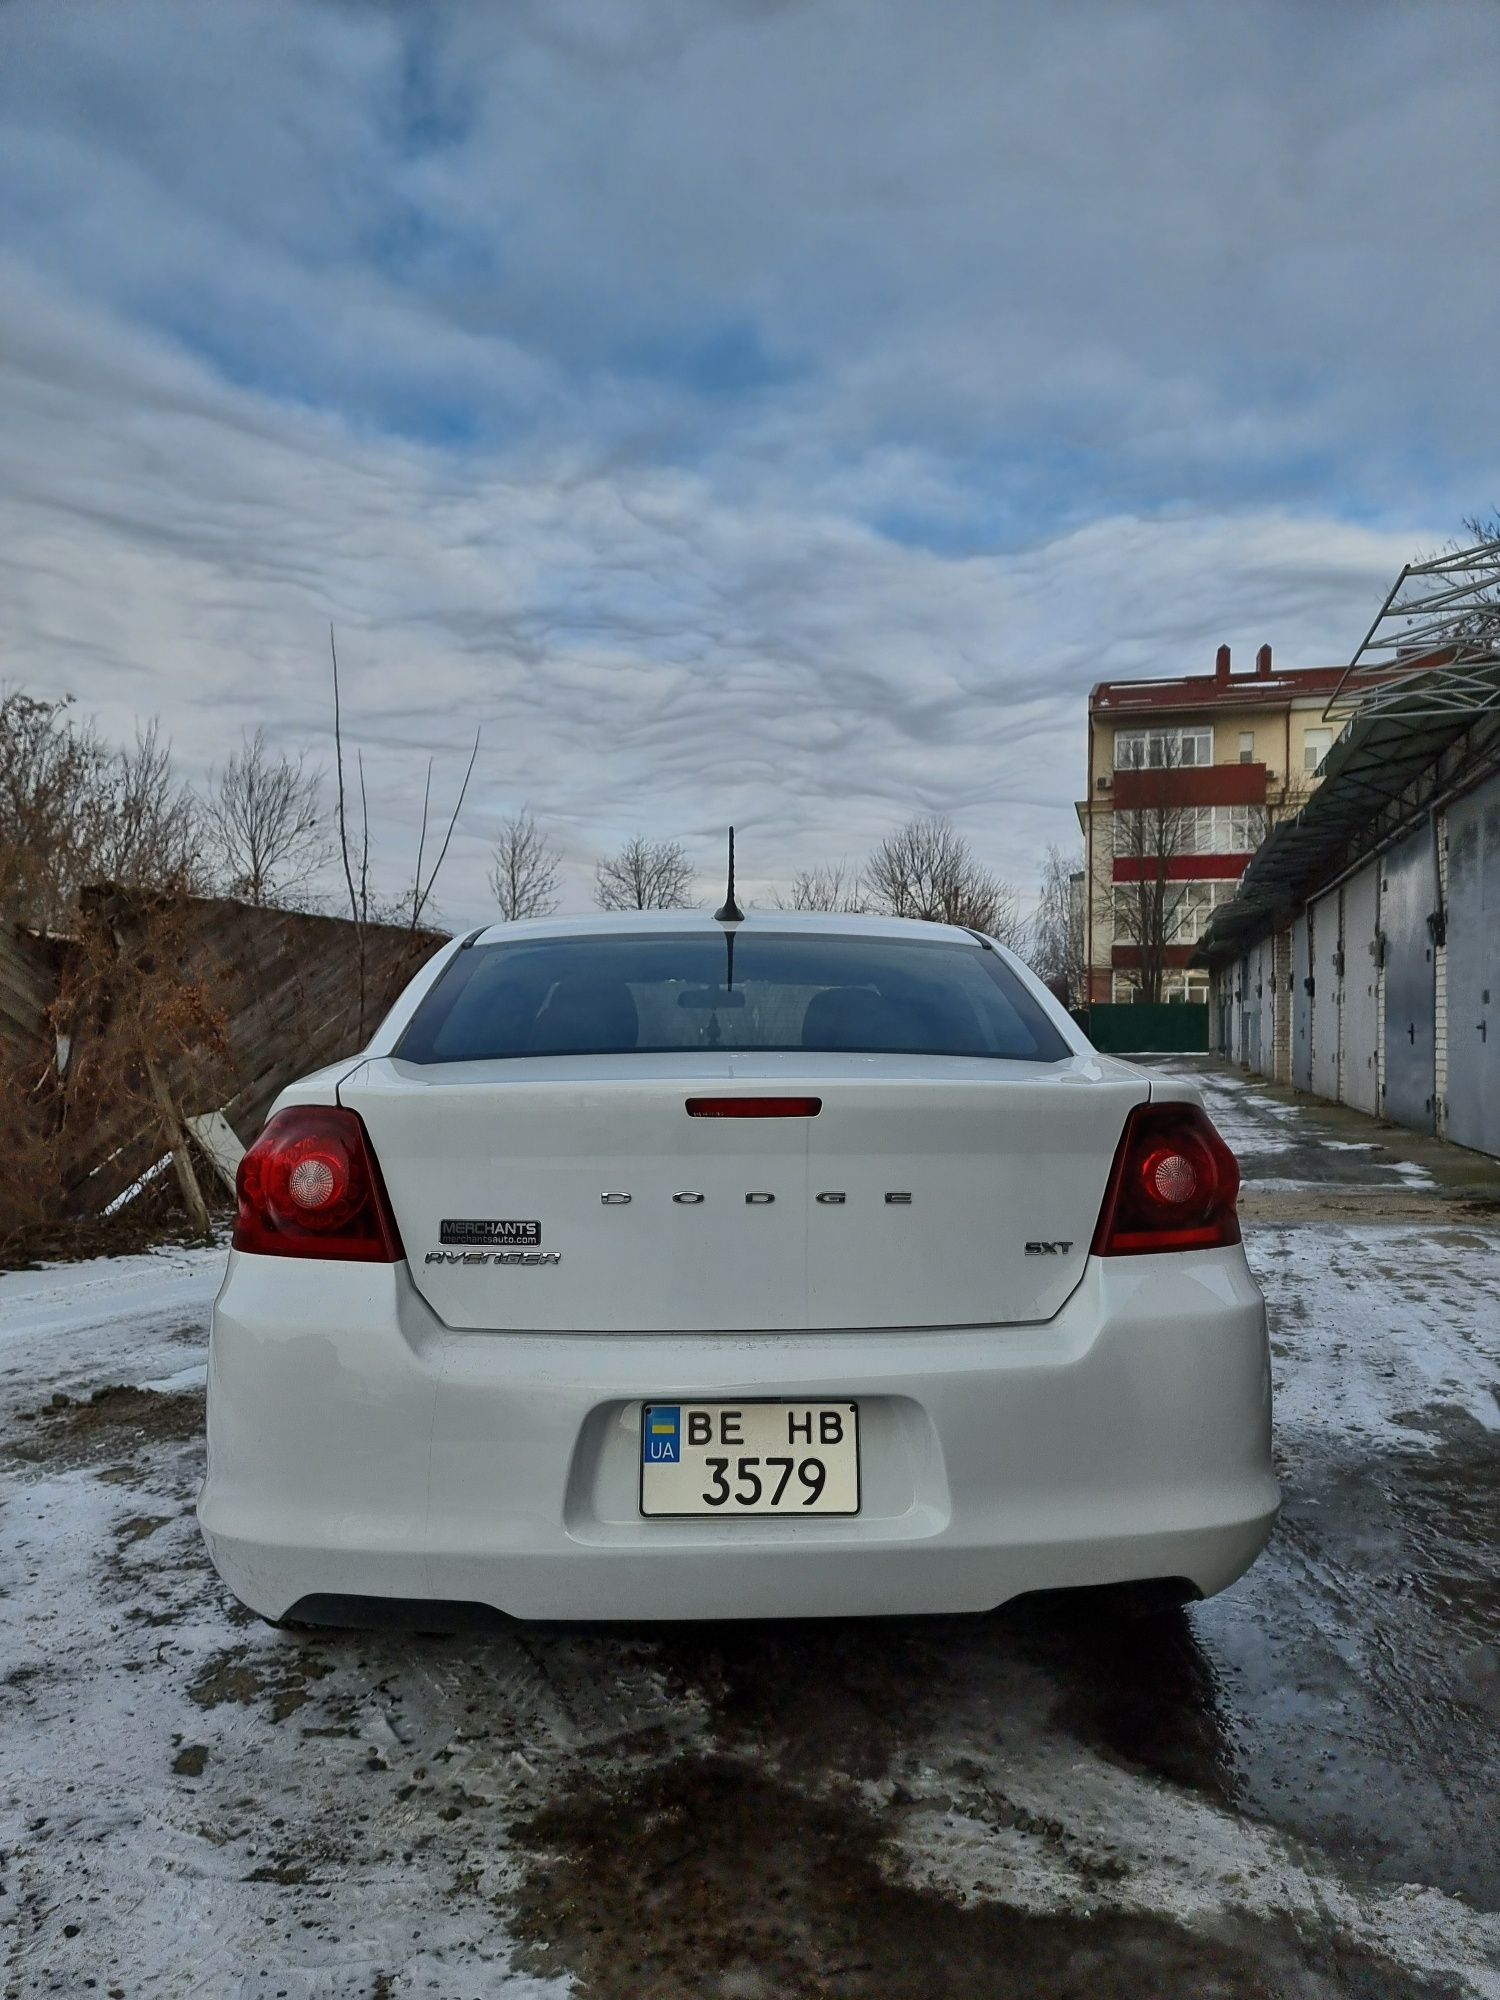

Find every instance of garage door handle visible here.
[1408,1023,1416,1043]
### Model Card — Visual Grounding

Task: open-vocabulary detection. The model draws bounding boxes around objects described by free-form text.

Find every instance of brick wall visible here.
[1272,928,1293,1083]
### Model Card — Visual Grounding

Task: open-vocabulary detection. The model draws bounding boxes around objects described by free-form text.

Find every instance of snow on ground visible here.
[1254,1220,1500,1439]
[0,1244,574,1997]
[2,1069,1498,1997]
[0,1243,222,1393]
[2,1471,571,1999]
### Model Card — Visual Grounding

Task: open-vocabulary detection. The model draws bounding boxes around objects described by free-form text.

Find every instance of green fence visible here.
[1084,1002,1209,1054]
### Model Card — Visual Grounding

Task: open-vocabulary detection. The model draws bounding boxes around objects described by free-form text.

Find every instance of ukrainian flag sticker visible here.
[643,1405,681,1465]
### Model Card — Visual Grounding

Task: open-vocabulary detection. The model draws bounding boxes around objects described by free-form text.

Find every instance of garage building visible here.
[1195,540,1500,1160]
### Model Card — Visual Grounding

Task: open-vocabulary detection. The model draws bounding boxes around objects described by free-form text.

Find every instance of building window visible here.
[1114,726,1213,771]
[1303,727,1332,774]
[1112,880,1234,946]
[1114,805,1204,856]
[1171,882,1222,943]
[1112,804,1260,858]
[1238,731,1255,764]
[1112,969,1208,1006]
[1228,804,1261,852]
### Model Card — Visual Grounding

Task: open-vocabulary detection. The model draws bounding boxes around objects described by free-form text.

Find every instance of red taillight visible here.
[1091,1102,1241,1256]
[233,1106,405,1263]
[685,1097,823,1118]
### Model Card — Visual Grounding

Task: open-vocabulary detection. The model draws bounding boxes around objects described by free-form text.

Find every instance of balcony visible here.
[1110,761,1269,809]
[1113,854,1251,883]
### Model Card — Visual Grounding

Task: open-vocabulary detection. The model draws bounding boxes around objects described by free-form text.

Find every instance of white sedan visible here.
[198,912,1277,1625]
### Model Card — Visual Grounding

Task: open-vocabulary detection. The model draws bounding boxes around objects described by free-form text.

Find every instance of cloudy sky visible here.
[2,1,1497,924]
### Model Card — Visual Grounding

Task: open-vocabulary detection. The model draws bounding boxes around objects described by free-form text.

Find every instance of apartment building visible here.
[1076,644,1349,1004]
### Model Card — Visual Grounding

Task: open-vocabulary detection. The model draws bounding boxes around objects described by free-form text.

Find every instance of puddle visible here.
[1013,1598,1236,1803]
[510,1755,1460,2000]
[1192,1413,1500,1909]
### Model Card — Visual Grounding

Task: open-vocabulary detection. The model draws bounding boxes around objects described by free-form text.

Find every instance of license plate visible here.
[640,1401,860,1517]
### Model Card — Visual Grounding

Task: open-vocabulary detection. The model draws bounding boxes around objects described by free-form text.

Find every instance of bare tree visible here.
[1,692,203,928]
[490,811,561,922]
[0,889,235,1253]
[1030,843,1086,1007]
[0,689,108,929]
[329,628,373,1031]
[594,835,694,911]
[865,815,1023,946]
[1110,739,1198,1005]
[406,730,482,932]
[205,728,329,907]
[329,627,480,1030]
[92,722,201,893]
[107,729,190,889]
[773,862,869,914]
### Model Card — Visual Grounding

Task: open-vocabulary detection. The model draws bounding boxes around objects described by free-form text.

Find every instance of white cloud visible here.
[0,0,1495,925]
[0,262,1422,922]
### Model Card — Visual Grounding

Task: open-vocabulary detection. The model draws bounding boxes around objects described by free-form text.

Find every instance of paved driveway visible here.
[2,1063,1497,1997]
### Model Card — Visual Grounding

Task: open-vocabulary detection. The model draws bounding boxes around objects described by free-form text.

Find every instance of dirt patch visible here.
[0,1196,225,1275]
[245,1857,319,1886]
[115,1513,172,1545]
[173,1743,209,1777]
[189,1653,267,1708]
[650,1601,1239,1810]
[653,1619,933,1784]
[5,1384,203,1471]
[510,1756,1458,2000]
[187,1643,335,1721]
[1240,1189,1451,1226]
[97,1463,148,1486]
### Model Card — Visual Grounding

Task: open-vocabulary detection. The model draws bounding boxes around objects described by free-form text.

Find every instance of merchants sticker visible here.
[439,1219,541,1247]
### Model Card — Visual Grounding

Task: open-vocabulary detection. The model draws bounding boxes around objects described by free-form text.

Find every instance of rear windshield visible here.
[397,931,1070,1064]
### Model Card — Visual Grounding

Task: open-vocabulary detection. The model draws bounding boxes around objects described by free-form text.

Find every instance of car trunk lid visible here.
[342,1053,1146,1332]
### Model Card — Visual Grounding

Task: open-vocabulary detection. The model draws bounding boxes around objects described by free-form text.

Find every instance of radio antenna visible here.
[714,827,744,924]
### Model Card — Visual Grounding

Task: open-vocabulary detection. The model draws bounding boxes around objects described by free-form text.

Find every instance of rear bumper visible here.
[197,1250,1278,1622]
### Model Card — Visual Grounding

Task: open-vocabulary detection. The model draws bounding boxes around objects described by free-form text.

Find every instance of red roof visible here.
[1091,665,1347,714]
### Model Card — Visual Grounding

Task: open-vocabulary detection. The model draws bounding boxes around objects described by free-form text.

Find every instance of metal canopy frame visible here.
[1195,533,1500,968]
[1195,676,1500,963]
[1324,536,1500,723]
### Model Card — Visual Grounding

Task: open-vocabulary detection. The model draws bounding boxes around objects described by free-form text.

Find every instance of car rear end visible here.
[198,917,1277,1624]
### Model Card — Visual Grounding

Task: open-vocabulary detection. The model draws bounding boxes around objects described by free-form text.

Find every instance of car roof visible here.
[461,910,986,950]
